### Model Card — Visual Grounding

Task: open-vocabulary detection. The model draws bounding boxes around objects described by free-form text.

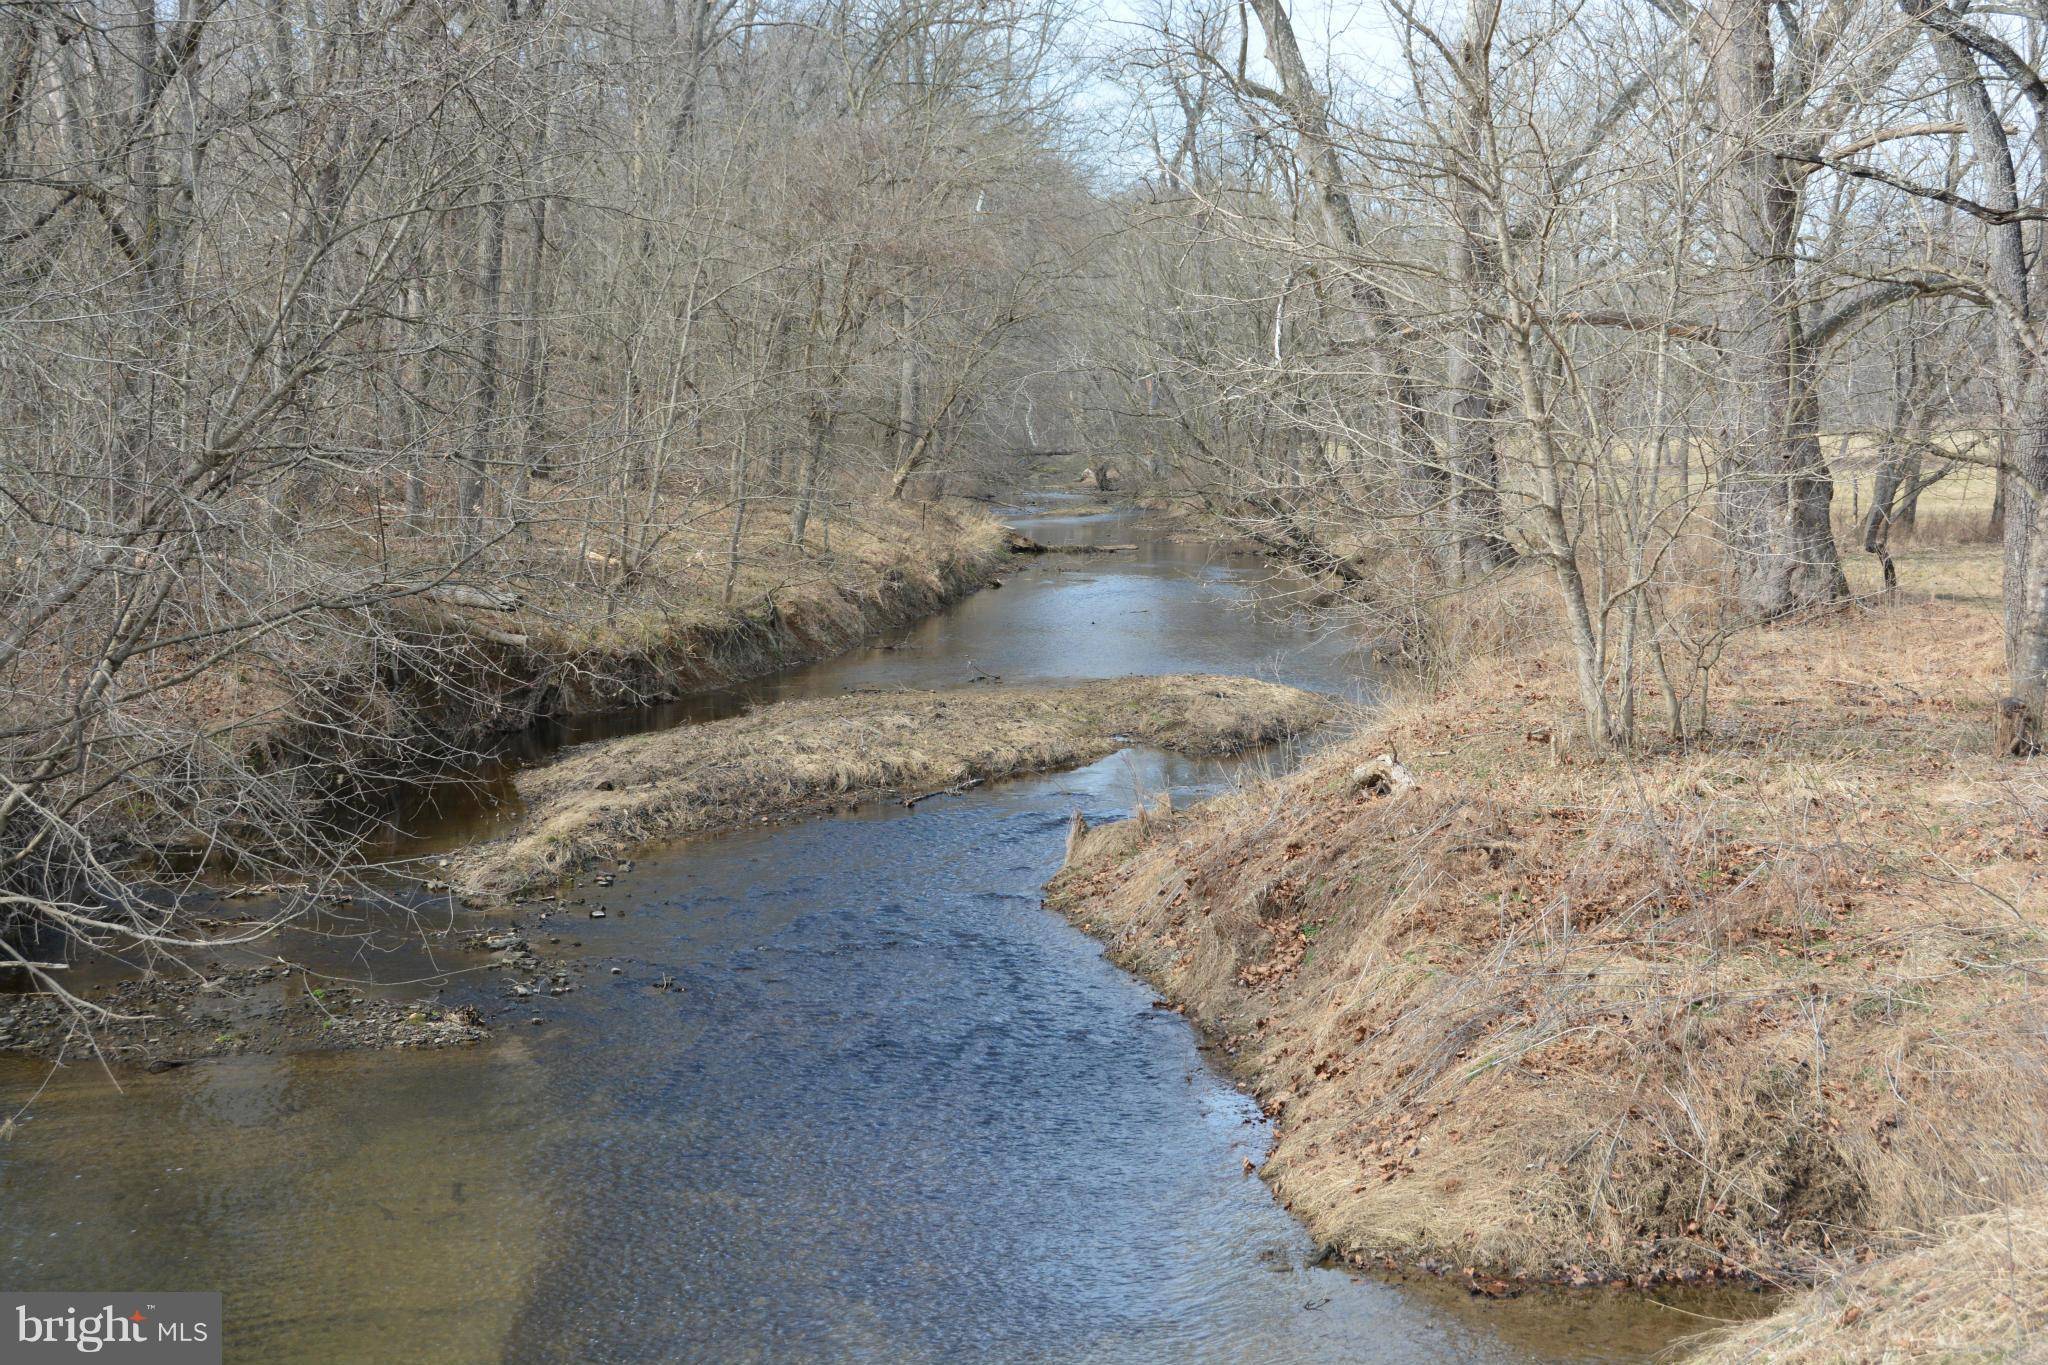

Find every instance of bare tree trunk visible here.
[389,276,429,532]
[1243,0,1452,558]
[1907,0,2048,747]
[790,406,831,548]
[514,85,556,490]
[1917,6,2030,568]
[1445,0,1514,579]
[886,298,921,497]
[1506,315,1610,747]
[724,422,750,605]
[1706,0,1847,617]
[2012,477,2048,750]
[1897,449,1924,531]
[460,183,510,555]
[1865,319,1928,584]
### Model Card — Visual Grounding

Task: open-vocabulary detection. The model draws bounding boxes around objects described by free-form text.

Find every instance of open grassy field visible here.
[1829,434,2001,553]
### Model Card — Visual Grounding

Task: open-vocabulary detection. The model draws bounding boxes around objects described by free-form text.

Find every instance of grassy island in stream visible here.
[1048,542,2048,1353]
[452,673,1338,899]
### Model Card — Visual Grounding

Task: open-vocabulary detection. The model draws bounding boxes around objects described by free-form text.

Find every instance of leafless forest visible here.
[4,0,2047,983]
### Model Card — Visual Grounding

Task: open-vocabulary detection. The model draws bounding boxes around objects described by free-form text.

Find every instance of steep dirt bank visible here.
[3,506,1015,1067]
[228,505,1015,845]
[1047,549,2048,1308]
[453,675,1338,900]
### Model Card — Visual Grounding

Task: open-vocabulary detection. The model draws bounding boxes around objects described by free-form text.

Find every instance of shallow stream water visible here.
[0,500,1763,1361]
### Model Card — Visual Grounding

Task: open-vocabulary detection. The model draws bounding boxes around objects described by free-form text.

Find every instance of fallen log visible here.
[1003,534,1135,555]
[426,584,521,612]
[903,777,986,807]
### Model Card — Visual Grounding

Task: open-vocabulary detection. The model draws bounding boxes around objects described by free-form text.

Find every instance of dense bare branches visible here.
[11,0,2048,1007]
[1095,0,2046,751]
[0,0,1100,997]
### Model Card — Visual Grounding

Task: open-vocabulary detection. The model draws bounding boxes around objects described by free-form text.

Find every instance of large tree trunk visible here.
[1706,0,1847,617]
[2011,478,2048,751]
[1925,20,2036,655]
[2004,383,2048,749]
[1910,3,2048,748]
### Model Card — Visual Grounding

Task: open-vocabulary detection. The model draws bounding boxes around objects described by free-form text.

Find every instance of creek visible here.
[0,500,1758,1362]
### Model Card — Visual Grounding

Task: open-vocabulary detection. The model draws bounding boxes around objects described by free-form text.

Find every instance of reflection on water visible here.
[0,1045,548,1361]
[0,504,1767,1362]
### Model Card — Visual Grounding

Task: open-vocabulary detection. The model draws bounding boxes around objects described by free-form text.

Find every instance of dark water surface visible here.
[0,502,1760,1361]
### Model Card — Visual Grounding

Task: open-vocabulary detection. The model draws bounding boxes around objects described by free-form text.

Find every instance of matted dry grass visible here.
[137,495,1013,735]
[1690,1202,2048,1362]
[453,674,1337,898]
[1049,544,2048,1308]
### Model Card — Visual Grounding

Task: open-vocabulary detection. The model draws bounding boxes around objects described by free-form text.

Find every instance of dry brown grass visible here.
[115,498,1017,850]
[514,496,1011,655]
[1689,1202,2048,1362]
[453,674,1338,898]
[388,496,1015,702]
[1049,543,2048,1306]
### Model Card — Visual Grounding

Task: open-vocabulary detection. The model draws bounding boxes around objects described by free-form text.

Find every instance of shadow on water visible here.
[0,501,1773,1362]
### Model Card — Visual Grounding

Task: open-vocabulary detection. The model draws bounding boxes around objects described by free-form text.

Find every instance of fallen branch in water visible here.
[903,777,986,807]
[1001,532,1137,555]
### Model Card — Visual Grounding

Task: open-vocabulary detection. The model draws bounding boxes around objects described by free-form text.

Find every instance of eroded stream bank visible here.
[0,502,1761,1361]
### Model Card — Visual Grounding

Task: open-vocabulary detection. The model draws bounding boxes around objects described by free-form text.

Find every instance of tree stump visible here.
[1996,697,2039,757]
[1350,753,1419,796]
